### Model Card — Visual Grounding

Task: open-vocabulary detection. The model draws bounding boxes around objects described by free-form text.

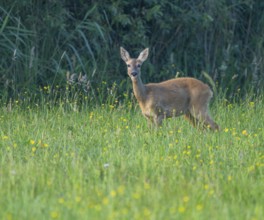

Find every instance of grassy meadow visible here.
[0,92,263,220]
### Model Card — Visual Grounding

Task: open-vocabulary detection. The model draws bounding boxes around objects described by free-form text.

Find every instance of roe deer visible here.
[120,47,219,131]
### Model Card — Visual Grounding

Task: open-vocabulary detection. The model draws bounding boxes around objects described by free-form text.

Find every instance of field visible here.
[0,94,263,220]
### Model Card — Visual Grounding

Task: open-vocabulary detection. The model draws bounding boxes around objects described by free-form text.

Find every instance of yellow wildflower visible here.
[2,135,9,140]
[110,190,117,198]
[183,196,190,203]
[58,198,65,204]
[178,206,186,213]
[144,208,151,217]
[102,197,109,205]
[196,204,203,211]
[132,192,141,199]
[75,196,81,203]
[242,130,248,136]
[117,185,125,195]
[42,143,48,148]
[50,211,59,219]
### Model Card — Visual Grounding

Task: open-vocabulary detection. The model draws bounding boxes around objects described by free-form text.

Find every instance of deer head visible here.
[120,47,149,81]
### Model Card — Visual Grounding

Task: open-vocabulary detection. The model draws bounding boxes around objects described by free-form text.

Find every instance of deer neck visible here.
[132,77,147,103]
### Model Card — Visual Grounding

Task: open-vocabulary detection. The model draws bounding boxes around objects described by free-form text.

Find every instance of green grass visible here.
[0,96,263,220]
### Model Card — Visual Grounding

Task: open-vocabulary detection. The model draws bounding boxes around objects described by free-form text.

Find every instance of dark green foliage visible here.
[0,0,264,102]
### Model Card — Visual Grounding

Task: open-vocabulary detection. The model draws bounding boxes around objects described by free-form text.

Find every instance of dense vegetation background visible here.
[1,0,264,102]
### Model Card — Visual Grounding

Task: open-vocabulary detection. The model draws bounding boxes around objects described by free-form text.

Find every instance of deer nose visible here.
[131,71,138,77]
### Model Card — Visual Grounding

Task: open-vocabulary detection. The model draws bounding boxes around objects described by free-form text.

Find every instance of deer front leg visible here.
[144,115,154,128]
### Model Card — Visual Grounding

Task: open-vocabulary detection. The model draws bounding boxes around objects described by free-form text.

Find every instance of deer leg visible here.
[153,115,163,127]
[190,108,219,131]
[185,112,200,128]
[202,113,219,131]
[144,115,154,128]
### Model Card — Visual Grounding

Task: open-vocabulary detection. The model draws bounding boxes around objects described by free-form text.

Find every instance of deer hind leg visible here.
[153,114,163,127]
[189,95,219,131]
[200,112,219,131]
[189,107,219,131]
[185,112,200,128]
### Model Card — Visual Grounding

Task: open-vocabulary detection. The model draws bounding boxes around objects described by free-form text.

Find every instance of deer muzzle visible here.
[131,71,138,77]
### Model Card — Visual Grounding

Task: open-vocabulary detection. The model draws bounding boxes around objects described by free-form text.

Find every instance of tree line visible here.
[1,0,263,101]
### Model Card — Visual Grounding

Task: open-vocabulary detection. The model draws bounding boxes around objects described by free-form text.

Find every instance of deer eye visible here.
[127,64,131,68]
[137,64,141,68]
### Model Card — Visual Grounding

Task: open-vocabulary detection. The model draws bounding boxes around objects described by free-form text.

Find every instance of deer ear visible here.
[138,48,149,62]
[120,47,130,62]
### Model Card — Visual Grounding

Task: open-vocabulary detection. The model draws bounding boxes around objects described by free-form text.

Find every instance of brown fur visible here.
[120,47,219,131]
